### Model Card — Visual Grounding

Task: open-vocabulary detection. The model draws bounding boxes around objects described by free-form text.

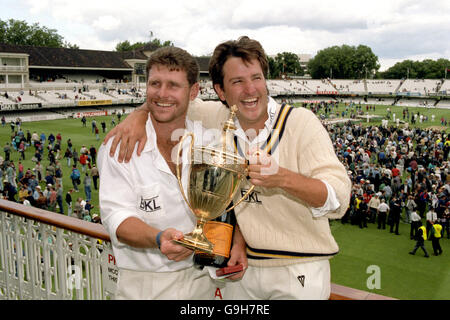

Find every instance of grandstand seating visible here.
[397,79,441,95]
[439,79,450,93]
[0,110,67,122]
[396,98,434,107]
[364,98,395,105]
[0,93,13,105]
[332,80,366,94]
[2,79,449,116]
[365,80,401,94]
[436,99,450,107]
[300,79,337,93]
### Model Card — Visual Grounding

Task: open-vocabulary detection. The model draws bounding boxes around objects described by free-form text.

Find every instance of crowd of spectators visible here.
[0,119,102,224]
[326,119,449,247]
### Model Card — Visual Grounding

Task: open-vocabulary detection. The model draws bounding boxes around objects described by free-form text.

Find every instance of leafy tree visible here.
[381,60,416,79]
[267,56,278,79]
[307,44,379,79]
[267,52,304,79]
[275,52,304,77]
[0,18,77,48]
[381,59,450,79]
[115,32,174,52]
[115,40,146,52]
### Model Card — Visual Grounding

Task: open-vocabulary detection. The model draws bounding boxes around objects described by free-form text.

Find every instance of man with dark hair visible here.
[389,196,401,235]
[103,37,351,300]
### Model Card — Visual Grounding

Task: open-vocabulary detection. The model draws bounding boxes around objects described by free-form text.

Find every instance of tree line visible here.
[0,18,78,49]
[1,19,448,80]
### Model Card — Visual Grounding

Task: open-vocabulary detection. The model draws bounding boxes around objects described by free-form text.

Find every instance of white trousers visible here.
[223,259,331,300]
[115,267,216,300]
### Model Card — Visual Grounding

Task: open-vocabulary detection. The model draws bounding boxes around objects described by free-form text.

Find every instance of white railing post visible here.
[0,213,10,299]
[26,219,38,299]
[56,228,68,300]
[0,206,117,300]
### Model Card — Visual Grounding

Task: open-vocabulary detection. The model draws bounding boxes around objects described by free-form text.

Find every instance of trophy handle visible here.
[225,184,255,212]
[176,132,196,215]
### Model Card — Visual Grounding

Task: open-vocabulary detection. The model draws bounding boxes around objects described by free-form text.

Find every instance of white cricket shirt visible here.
[98,116,205,272]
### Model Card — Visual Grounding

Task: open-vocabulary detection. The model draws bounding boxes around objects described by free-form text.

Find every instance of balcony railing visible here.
[0,199,117,300]
[0,66,27,72]
[0,199,395,300]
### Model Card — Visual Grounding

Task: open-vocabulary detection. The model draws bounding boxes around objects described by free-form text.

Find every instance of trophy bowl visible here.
[174,134,254,254]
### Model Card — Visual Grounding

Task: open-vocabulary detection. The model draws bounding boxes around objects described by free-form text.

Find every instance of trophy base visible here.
[172,234,214,254]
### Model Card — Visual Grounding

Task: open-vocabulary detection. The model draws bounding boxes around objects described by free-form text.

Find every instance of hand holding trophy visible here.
[174,105,254,254]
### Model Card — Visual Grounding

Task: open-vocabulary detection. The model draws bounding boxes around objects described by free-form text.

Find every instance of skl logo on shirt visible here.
[240,189,262,204]
[139,196,162,212]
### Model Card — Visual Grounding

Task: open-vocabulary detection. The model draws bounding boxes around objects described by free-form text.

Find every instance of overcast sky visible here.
[1,0,449,71]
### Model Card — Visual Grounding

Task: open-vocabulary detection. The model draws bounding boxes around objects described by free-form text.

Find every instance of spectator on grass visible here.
[83,172,91,202]
[442,208,450,239]
[18,184,28,202]
[429,221,443,256]
[89,145,97,166]
[409,221,429,258]
[65,189,73,216]
[70,165,81,192]
[35,189,47,209]
[377,198,390,230]
[48,133,55,148]
[34,162,44,182]
[426,208,438,238]
[31,132,39,146]
[72,150,79,166]
[73,197,86,219]
[405,195,417,224]
[79,152,88,172]
[40,132,46,145]
[4,142,11,162]
[32,185,41,201]
[56,133,62,146]
[91,164,99,190]
[64,147,73,167]
[67,138,73,152]
[91,119,97,133]
[388,196,401,235]
[3,180,16,202]
[47,186,57,212]
[24,190,36,207]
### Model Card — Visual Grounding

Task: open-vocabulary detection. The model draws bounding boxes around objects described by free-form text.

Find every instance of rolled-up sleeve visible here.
[310,180,341,217]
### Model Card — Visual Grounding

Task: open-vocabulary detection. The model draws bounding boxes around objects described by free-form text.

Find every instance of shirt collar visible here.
[142,115,196,154]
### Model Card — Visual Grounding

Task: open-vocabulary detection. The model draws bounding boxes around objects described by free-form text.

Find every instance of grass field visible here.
[293,101,450,133]
[330,221,450,300]
[0,102,449,300]
[0,114,115,218]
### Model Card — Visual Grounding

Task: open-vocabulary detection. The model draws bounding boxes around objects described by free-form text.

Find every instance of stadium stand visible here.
[301,79,337,94]
[365,80,402,95]
[439,79,450,93]
[1,42,450,118]
[398,79,441,96]
[436,99,450,108]
[332,80,366,94]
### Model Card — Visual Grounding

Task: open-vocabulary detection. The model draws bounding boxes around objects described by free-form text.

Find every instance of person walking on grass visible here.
[429,222,443,256]
[409,221,430,258]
